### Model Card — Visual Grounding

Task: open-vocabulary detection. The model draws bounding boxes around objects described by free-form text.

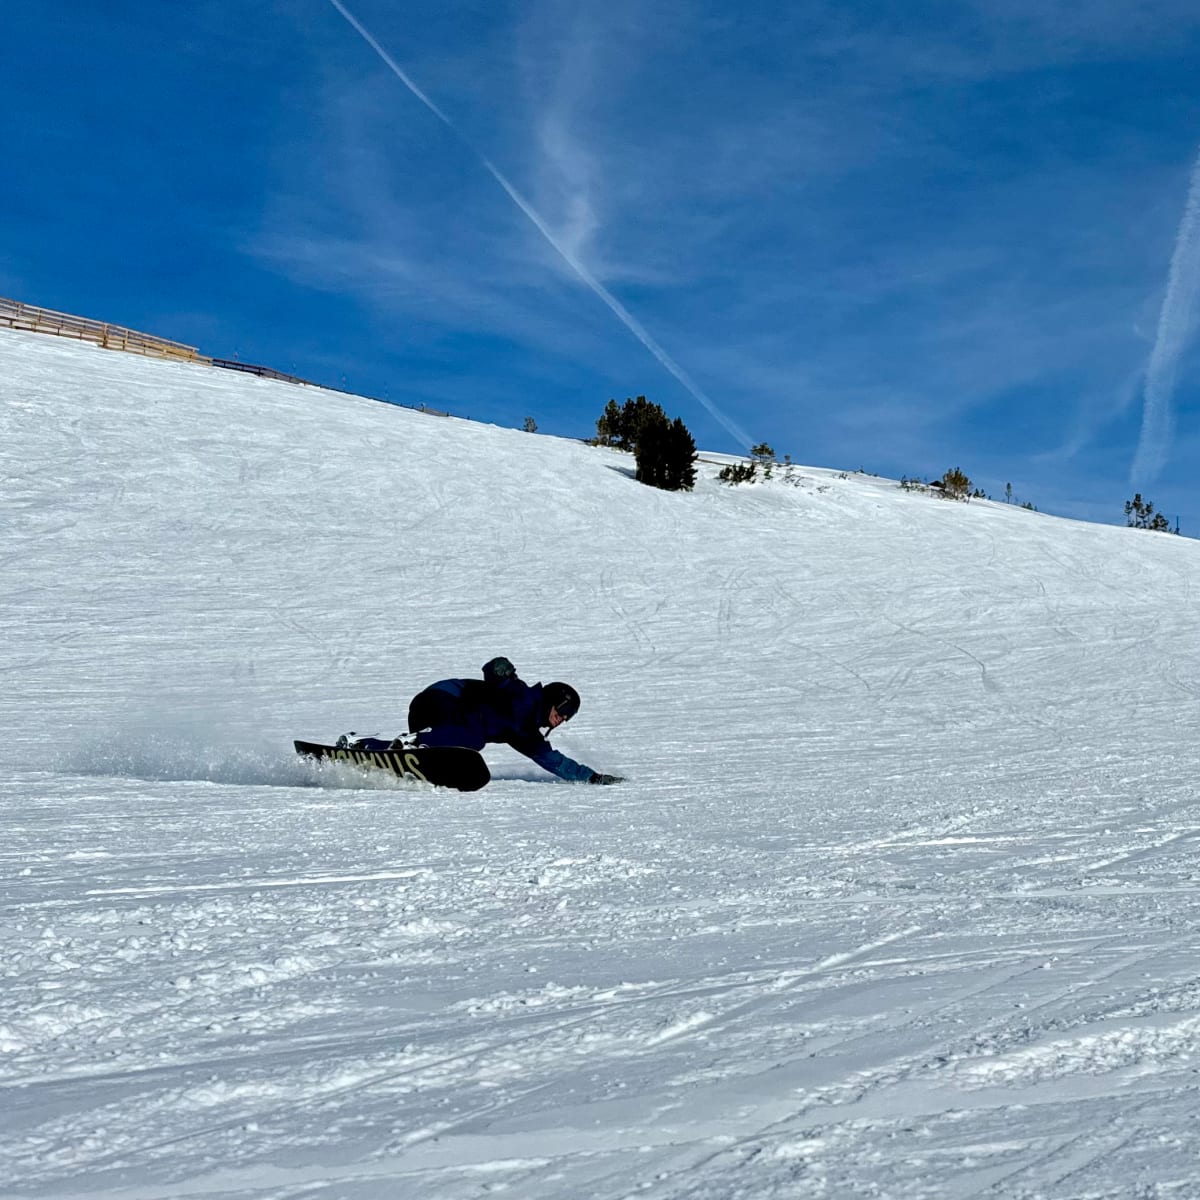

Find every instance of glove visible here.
[482,656,516,682]
[587,772,624,785]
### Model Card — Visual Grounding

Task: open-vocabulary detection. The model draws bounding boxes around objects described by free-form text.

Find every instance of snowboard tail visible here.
[294,740,490,792]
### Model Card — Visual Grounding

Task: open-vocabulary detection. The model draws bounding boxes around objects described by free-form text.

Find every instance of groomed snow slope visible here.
[3,328,1200,1199]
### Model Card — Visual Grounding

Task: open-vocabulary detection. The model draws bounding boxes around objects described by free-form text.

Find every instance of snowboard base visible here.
[294,740,490,792]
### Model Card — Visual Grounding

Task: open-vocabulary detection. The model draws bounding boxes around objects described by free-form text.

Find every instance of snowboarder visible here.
[343,657,623,784]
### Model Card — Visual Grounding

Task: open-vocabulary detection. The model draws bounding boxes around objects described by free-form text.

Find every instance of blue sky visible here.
[5,1,1200,531]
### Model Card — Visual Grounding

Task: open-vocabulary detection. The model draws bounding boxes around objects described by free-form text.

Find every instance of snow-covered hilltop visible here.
[3,328,1200,1198]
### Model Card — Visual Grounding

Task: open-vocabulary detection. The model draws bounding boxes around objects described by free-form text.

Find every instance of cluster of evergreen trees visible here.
[580,402,1182,532]
[594,396,696,492]
[1125,493,1175,532]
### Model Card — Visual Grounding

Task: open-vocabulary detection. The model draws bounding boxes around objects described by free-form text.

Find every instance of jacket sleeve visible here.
[508,731,595,782]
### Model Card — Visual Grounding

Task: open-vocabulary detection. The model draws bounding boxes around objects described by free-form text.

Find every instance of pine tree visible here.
[663,418,697,491]
[750,443,776,480]
[595,395,669,451]
[719,461,757,484]
[624,396,666,452]
[634,411,670,486]
[631,412,697,492]
[595,399,623,446]
[1125,494,1172,532]
[940,467,972,499]
[594,395,695,490]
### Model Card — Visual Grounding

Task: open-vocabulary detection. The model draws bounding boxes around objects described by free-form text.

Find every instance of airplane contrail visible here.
[1131,144,1200,483]
[327,0,754,449]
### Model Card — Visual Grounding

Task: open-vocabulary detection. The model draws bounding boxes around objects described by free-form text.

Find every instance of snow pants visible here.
[407,685,482,749]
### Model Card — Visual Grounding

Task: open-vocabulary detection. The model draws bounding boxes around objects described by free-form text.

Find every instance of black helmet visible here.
[541,681,580,723]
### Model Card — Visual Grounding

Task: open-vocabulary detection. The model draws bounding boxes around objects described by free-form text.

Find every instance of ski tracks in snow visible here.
[613,929,1200,1200]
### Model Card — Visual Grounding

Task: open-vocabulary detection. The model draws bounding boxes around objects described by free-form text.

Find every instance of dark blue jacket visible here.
[416,675,595,782]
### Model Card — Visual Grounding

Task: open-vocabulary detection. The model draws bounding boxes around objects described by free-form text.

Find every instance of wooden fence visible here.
[2,295,453,417]
[0,296,208,363]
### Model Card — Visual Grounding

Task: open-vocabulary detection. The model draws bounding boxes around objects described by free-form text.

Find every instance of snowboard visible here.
[294,740,491,792]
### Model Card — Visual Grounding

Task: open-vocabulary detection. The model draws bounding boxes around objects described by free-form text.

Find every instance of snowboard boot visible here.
[336,731,381,750]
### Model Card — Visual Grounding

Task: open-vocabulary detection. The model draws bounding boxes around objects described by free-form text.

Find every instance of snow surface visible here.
[4,328,1200,1198]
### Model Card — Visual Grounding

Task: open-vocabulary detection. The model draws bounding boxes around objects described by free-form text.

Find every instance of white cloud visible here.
[1131,147,1200,483]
